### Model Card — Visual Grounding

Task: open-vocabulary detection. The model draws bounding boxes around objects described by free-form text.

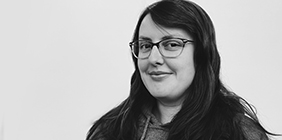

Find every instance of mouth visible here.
[148,71,172,75]
[148,71,173,80]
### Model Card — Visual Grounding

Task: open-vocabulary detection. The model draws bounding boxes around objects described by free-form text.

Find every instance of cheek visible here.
[173,62,195,83]
[168,54,195,85]
[179,49,195,76]
[173,62,195,95]
[168,55,195,75]
[137,60,148,73]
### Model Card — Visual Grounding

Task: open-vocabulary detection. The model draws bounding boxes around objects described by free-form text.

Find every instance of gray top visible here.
[138,110,268,140]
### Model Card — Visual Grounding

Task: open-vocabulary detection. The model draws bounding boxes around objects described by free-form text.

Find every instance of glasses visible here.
[129,38,194,59]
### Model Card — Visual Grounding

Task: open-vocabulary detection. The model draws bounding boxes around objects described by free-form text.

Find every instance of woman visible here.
[87,0,277,139]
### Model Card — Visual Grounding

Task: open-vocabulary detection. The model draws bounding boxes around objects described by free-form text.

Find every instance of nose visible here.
[148,46,164,65]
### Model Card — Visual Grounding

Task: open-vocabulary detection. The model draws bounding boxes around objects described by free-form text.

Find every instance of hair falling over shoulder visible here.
[86,72,156,140]
[87,0,279,140]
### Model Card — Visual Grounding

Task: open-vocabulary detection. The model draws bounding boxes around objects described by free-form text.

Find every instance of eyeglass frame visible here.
[129,38,194,59]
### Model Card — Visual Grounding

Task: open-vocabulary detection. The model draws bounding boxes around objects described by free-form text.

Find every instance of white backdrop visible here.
[0,0,281,140]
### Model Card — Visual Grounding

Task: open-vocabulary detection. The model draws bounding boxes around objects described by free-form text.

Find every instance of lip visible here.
[149,71,172,75]
[148,71,172,81]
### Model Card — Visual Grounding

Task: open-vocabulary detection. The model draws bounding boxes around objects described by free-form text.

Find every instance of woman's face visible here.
[138,14,195,105]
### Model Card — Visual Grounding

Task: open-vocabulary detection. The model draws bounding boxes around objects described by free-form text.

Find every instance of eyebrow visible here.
[138,36,152,41]
[138,35,177,41]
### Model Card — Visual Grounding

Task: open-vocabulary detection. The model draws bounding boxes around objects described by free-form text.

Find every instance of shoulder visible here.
[235,114,269,140]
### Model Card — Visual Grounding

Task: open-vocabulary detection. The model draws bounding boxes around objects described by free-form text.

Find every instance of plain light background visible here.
[0,0,281,140]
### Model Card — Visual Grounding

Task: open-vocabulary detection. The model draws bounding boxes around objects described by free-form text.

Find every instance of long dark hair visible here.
[87,0,276,139]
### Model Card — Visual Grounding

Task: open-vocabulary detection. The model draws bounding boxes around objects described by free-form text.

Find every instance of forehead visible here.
[139,14,192,41]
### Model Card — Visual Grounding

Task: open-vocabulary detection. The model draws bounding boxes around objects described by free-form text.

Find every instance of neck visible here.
[154,100,183,124]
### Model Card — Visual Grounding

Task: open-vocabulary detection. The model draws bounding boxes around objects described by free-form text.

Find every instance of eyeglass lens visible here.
[132,38,186,59]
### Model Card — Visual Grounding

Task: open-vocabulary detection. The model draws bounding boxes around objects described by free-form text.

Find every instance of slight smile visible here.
[148,71,173,81]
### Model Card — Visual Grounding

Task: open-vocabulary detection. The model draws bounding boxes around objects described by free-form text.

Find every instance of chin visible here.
[150,91,171,98]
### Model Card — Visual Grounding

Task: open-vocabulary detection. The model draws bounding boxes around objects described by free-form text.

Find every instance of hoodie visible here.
[138,109,168,140]
[137,109,268,140]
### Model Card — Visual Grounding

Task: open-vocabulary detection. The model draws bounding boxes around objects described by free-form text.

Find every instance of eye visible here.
[162,39,183,51]
[138,41,152,52]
